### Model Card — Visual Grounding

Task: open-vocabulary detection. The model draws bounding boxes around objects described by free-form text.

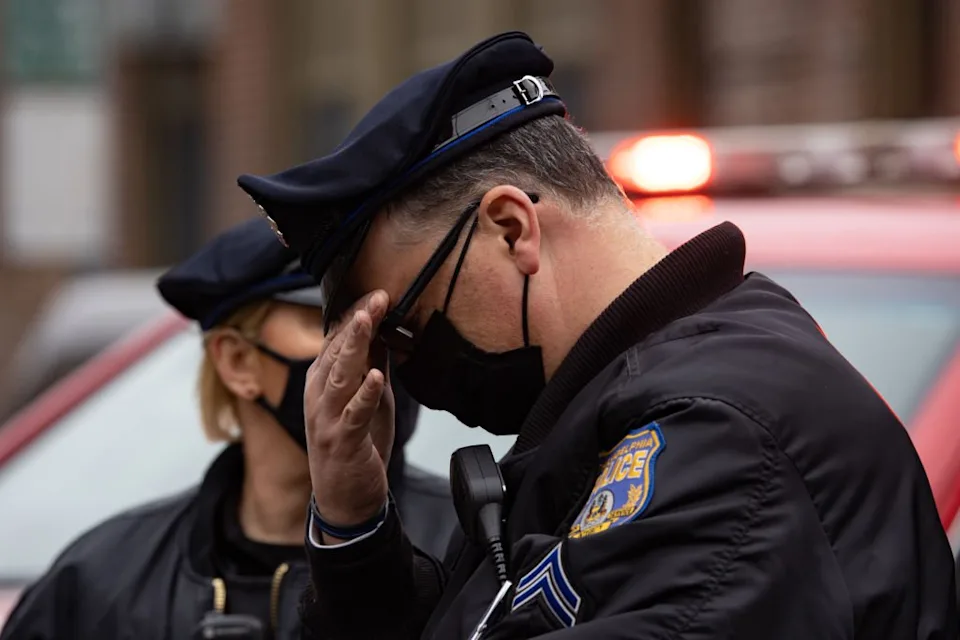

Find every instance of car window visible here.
[404,414,516,478]
[0,331,219,580]
[759,270,960,424]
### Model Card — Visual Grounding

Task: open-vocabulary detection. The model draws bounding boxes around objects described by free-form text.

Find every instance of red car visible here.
[1,196,959,626]
[642,194,960,535]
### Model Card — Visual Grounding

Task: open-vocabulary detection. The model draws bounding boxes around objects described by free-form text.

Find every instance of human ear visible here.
[206,329,263,400]
[478,185,541,276]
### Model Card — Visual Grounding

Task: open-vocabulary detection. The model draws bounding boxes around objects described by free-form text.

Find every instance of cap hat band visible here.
[432,75,557,151]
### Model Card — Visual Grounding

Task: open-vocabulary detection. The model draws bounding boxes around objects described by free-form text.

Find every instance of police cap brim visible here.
[236,31,566,289]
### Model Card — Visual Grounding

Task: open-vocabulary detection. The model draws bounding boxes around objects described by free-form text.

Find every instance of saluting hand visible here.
[304,290,395,543]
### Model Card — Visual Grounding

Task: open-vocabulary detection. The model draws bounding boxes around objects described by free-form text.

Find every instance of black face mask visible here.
[254,344,314,450]
[395,217,546,436]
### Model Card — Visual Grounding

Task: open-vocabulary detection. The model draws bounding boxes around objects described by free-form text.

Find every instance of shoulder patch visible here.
[511,542,581,628]
[568,422,665,539]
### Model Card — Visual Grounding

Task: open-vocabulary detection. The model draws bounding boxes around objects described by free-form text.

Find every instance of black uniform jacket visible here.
[301,222,958,640]
[0,406,457,640]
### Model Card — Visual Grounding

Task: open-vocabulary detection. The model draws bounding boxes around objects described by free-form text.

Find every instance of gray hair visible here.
[385,116,625,238]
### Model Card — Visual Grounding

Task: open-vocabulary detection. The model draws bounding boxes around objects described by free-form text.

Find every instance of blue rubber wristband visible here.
[310,495,388,540]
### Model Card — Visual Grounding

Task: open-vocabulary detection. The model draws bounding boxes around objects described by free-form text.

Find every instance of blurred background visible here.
[2,0,960,624]
[0,0,959,417]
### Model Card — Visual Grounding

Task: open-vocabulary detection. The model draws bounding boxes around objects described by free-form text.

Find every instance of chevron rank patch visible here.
[511,542,581,628]
[568,422,665,539]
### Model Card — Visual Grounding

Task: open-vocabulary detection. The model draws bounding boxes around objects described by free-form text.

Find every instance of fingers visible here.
[309,302,353,388]
[318,290,390,411]
[364,290,390,332]
[308,329,345,394]
[323,309,373,407]
[311,291,384,391]
[313,313,355,398]
[340,368,386,431]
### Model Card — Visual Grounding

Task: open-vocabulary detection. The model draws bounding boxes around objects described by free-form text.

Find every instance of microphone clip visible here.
[450,445,508,585]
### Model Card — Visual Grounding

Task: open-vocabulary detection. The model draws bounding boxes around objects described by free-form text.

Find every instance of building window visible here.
[4,0,103,85]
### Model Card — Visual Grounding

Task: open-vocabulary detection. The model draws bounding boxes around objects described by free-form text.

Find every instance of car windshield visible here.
[0,270,958,581]
[761,270,960,423]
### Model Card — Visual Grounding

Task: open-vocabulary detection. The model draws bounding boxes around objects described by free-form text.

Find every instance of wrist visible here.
[310,495,387,543]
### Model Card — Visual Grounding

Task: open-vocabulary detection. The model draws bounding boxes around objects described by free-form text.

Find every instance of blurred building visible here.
[1,0,959,409]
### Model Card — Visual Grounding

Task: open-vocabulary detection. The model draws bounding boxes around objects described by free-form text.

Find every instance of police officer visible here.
[0,218,457,640]
[237,32,958,639]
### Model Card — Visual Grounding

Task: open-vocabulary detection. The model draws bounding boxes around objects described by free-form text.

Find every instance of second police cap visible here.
[236,31,567,289]
[157,217,325,331]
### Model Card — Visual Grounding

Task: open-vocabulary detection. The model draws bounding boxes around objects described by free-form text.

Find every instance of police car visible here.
[1,121,959,628]
[596,120,960,544]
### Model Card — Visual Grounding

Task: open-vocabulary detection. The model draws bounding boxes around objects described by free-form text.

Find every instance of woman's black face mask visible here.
[254,344,314,450]
[391,203,546,436]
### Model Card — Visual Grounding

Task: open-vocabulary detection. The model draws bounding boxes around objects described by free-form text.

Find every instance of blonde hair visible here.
[198,300,275,442]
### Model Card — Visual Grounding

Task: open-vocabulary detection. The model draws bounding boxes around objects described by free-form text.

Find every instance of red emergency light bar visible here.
[596,119,960,197]
[607,134,713,195]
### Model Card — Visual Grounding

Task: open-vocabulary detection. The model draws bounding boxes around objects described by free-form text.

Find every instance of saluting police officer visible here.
[0,218,456,640]
[237,32,958,639]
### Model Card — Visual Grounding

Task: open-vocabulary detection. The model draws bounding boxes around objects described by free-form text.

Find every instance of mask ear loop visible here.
[442,215,480,313]
[254,342,292,365]
[521,275,531,347]
[517,193,538,347]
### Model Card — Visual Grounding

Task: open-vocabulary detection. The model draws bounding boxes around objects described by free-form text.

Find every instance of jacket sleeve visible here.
[0,551,81,640]
[300,498,448,640]
[488,397,851,639]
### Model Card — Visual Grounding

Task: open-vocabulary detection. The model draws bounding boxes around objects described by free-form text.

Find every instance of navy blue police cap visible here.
[236,31,566,292]
[156,217,325,331]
